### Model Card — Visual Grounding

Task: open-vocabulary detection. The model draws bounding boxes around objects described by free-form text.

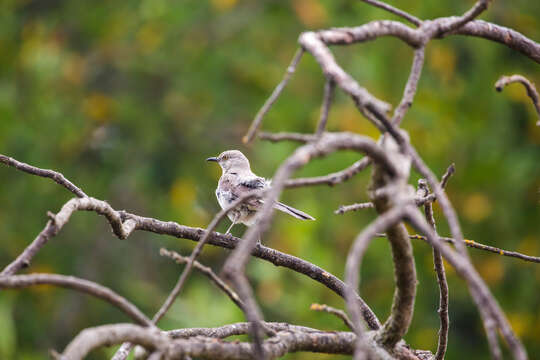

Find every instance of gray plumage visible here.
[207,150,315,234]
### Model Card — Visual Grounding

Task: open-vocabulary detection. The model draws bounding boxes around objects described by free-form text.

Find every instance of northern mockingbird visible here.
[207,150,315,235]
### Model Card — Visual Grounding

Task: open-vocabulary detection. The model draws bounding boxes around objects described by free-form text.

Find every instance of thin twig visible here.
[392,46,426,126]
[0,274,152,326]
[259,131,316,143]
[243,48,304,144]
[496,74,540,126]
[285,157,371,188]
[160,248,244,310]
[405,210,524,360]
[417,180,449,360]
[310,303,354,330]
[113,190,265,360]
[359,0,422,26]
[315,79,335,136]
[0,154,88,198]
[335,202,374,214]
[435,0,491,36]
[401,234,540,264]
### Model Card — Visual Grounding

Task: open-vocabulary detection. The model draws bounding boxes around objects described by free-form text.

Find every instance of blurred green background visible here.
[0,0,539,359]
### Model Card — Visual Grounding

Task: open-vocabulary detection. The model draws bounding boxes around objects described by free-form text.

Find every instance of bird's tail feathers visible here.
[274,202,315,221]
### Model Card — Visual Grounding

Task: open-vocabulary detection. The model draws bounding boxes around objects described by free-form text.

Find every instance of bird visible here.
[206,150,315,235]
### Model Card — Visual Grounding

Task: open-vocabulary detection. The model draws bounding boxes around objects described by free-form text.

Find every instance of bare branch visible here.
[152,190,263,324]
[310,303,354,330]
[0,154,88,198]
[0,274,152,326]
[1,197,136,276]
[315,79,335,136]
[62,323,362,360]
[417,180,448,360]
[335,202,374,214]
[259,131,316,143]
[436,0,491,35]
[243,48,304,144]
[285,157,371,188]
[344,204,414,357]
[405,210,527,360]
[113,190,265,360]
[299,30,394,130]
[359,0,422,27]
[496,74,540,126]
[120,210,381,330]
[452,20,540,64]
[406,234,540,264]
[160,248,244,310]
[391,47,426,126]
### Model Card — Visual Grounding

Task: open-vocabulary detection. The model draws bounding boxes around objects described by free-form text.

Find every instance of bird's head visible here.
[206,150,250,173]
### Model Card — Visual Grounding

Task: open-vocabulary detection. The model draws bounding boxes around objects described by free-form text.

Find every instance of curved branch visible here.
[1,197,136,276]
[496,74,540,125]
[0,154,87,198]
[453,20,540,64]
[344,205,413,356]
[0,274,152,326]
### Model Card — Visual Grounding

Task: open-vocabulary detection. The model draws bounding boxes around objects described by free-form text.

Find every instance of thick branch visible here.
[61,323,378,360]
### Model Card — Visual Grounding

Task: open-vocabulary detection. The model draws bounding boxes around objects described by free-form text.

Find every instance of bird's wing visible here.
[236,176,266,210]
[239,176,267,190]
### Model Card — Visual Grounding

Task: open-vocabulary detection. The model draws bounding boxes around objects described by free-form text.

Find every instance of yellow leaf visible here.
[257,279,283,306]
[477,257,504,285]
[211,0,238,12]
[293,0,327,28]
[428,44,456,84]
[83,93,113,122]
[462,192,492,223]
[170,178,196,209]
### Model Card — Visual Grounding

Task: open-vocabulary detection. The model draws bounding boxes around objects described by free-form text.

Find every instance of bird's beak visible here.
[206,157,218,162]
